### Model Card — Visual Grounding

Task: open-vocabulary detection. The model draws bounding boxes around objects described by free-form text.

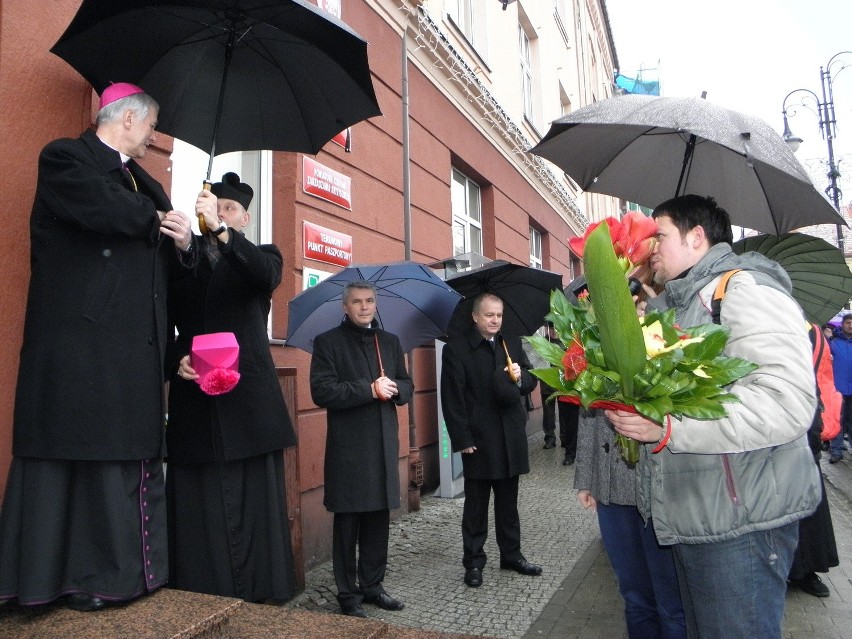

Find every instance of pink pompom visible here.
[200,367,241,395]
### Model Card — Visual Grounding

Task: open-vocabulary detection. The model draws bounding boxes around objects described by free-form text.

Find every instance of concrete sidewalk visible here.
[286,407,852,639]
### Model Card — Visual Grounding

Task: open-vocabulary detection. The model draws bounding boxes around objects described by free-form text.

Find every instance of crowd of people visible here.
[0,83,845,639]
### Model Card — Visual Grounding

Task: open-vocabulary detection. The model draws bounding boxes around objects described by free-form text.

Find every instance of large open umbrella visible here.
[286,262,462,353]
[732,232,852,325]
[445,261,563,338]
[51,0,381,179]
[530,94,845,235]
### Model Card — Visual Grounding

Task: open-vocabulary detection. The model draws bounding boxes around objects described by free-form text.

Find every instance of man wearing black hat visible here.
[165,172,298,603]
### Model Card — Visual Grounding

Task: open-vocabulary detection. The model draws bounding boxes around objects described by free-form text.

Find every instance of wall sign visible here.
[303,156,352,210]
[303,221,353,267]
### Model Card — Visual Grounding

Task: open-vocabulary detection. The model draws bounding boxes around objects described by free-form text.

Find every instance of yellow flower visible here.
[641,321,704,358]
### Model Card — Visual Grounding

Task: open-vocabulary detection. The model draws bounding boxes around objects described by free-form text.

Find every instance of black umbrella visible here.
[732,232,852,326]
[445,261,563,337]
[286,261,462,354]
[530,94,845,235]
[51,0,382,179]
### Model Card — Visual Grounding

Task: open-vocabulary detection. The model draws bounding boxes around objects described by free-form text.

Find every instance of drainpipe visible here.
[402,30,423,511]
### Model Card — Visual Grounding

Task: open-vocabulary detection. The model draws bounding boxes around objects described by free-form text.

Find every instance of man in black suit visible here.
[310,281,413,617]
[441,292,542,588]
[0,83,195,611]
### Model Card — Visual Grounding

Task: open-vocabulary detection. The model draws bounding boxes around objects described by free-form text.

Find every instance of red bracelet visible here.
[651,415,672,454]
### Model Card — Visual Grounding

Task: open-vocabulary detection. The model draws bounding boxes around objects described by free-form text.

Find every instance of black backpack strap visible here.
[710,269,742,325]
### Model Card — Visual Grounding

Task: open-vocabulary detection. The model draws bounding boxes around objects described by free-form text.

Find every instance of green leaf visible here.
[584,223,646,398]
[529,366,564,389]
[525,335,567,367]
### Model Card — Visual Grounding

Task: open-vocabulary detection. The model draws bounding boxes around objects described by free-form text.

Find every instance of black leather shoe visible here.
[340,603,368,617]
[563,455,575,466]
[464,567,483,587]
[67,593,107,612]
[792,573,830,598]
[543,440,556,449]
[500,558,543,576]
[364,592,404,611]
[829,453,842,464]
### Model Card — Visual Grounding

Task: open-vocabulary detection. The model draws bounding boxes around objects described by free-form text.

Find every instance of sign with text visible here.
[302,157,352,210]
[303,221,353,268]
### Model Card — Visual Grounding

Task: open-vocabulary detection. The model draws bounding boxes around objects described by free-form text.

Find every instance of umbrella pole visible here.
[205,13,239,182]
[675,91,708,197]
[675,133,696,197]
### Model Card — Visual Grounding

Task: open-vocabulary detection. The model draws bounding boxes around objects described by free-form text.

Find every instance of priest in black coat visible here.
[0,83,196,611]
[440,292,542,589]
[310,281,412,618]
[165,172,297,603]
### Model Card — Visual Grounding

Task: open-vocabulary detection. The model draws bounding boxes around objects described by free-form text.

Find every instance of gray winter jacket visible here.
[639,243,820,545]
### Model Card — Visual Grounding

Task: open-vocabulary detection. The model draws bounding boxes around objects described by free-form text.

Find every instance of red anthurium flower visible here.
[613,211,657,266]
[562,340,588,381]
[569,217,623,259]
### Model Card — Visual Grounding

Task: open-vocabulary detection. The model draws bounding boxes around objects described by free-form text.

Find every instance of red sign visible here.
[302,157,352,210]
[331,128,350,151]
[303,221,353,267]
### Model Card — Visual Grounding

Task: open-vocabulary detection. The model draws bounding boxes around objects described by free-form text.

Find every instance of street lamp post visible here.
[781,51,851,255]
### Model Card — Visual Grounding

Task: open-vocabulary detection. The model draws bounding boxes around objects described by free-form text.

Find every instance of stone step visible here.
[0,589,488,639]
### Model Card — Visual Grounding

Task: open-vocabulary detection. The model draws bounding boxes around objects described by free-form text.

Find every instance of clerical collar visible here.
[95,135,130,165]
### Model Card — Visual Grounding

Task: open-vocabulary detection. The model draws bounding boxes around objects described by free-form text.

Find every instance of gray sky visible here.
[606,0,852,208]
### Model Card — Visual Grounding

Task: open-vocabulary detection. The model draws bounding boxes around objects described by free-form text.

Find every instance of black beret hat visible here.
[211,172,253,210]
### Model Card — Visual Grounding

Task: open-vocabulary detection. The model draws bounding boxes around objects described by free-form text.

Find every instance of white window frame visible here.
[519,26,533,121]
[529,227,542,269]
[451,168,482,256]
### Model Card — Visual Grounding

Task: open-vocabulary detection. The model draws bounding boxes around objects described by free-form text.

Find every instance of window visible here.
[530,227,542,269]
[170,143,271,246]
[446,0,488,56]
[451,168,482,256]
[519,26,533,120]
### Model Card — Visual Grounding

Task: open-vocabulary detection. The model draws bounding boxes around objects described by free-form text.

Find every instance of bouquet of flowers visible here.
[528,212,758,464]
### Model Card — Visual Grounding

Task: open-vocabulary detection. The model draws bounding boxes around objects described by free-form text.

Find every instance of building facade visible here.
[0,0,619,573]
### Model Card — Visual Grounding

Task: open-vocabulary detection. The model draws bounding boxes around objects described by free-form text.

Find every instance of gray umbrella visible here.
[530,94,845,235]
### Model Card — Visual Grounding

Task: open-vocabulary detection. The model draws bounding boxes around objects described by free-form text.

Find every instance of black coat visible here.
[13,130,195,460]
[166,233,296,463]
[310,319,412,513]
[440,328,536,479]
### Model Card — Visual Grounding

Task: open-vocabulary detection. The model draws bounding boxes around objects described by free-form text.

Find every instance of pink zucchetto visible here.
[98,82,145,110]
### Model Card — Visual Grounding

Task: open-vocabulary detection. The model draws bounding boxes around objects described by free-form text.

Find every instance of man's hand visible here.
[605,409,664,443]
[372,376,398,400]
[160,210,193,251]
[176,354,198,381]
[195,189,219,233]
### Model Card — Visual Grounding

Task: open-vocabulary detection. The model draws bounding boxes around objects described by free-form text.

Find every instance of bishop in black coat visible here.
[0,86,195,610]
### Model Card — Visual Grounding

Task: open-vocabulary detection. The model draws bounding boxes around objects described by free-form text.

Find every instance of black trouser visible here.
[541,384,579,457]
[461,476,522,569]
[332,510,389,608]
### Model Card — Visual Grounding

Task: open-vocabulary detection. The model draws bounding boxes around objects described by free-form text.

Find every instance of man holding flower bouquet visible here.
[607,195,820,639]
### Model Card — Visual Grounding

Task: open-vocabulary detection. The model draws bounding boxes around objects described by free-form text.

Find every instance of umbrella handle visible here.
[198,181,212,234]
[502,340,519,382]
